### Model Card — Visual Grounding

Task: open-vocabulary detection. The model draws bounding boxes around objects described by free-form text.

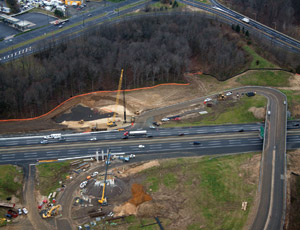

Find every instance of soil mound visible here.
[248,107,265,119]
[129,184,152,206]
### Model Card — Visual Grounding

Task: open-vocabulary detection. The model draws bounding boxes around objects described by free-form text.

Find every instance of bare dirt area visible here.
[285,150,300,230]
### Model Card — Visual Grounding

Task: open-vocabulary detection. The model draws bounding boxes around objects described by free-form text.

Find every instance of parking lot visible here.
[0,23,19,39]
[15,12,56,28]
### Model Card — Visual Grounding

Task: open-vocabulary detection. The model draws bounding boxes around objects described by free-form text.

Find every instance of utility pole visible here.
[123,70,126,123]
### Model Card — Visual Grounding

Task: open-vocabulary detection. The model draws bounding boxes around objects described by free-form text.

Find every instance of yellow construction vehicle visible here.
[98,153,110,205]
[107,69,124,127]
[42,205,61,218]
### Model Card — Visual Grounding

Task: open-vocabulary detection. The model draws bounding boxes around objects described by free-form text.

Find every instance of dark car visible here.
[147,135,153,138]
[122,136,128,139]
[193,141,201,145]
[238,129,244,132]
[153,122,160,126]
[178,133,185,136]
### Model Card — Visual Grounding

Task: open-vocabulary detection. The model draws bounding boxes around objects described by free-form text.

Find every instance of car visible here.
[147,135,153,138]
[153,122,159,126]
[90,137,97,141]
[267,111,271,115]
[161,118,170,122]
[40,139,49,144]
[80,181,88,189]
[18,208,22,215]
[193,141,201,145]
[178,133,185,136]
[149,125,156,129]
[225,91,233,96]
[91,172,98,177]
[238,129,244,132]
[122,136,128,139]
[129,154,135,158]
[204,98,212,102]
[88,14,92,16]
[22,207,28,215]
[58,25,63,28]
[284,101,286,105]
[138,145,145,148]
[293,123,300,127]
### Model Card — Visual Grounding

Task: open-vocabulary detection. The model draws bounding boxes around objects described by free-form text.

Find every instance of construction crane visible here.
[98,153,111,205]
[42,205,61,218]
[107,69,124,127]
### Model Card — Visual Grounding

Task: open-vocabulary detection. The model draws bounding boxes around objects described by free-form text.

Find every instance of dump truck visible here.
[123,130,147,136]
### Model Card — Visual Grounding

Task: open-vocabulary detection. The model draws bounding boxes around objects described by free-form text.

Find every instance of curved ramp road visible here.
[135,86,287,230]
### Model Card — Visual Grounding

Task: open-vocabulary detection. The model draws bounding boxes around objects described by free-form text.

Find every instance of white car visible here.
[267,111,271,115]
[80,181,88,189]
[129,154,136,159]
[91,172,98,177]
[138,145,145,149]
[161,118,170,122]
[22,207,28,214]
[204,98,212,102]
[18,208,22,215]
[225,91,233,96]
[90,137,97,141]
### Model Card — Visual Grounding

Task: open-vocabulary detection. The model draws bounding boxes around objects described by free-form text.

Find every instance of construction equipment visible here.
[42,205,61,218]
[98,153,111,205]
[217,93,226,101]
[107,69,124,127]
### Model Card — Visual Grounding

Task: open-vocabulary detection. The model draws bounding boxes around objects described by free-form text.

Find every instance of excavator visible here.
[42,205,61,218]
[107,69,124,127]
[98,153,111,205]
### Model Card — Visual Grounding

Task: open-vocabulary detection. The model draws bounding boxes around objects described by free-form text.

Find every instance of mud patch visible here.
[248,107,266,119]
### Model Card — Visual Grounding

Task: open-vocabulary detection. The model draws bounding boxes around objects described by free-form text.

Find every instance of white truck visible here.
[123,130,147,136]
[44,133,62,139]
[241,17,250,23]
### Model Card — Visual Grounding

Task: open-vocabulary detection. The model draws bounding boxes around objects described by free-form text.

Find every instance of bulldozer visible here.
[42,205,61,218]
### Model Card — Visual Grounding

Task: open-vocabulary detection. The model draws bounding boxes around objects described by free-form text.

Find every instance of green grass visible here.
[195,0,211,4]
[0,165,23,200]
[243,45,277,68]
[280,89,300,119]
[237,70,292,87]
[140,154,259,229]
[117,0,149,12]
[163,95,267,127]
[36,161,71,196]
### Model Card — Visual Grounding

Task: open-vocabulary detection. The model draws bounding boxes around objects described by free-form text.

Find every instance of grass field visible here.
[0,165,23,200]
[280,89,300,119]
[237,70,292,87]
[163,95,267,127]
[36,161,71,196]
[140,154,258,229]
[243,45,277,69]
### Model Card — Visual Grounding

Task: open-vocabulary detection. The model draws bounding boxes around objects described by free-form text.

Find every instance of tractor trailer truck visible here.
[123,130,147,136]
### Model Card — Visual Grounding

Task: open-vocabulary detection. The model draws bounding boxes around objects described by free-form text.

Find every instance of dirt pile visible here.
[248,107,266,119]
[129,184,152,206]
[115,161,160,178]
[114,184,152,217]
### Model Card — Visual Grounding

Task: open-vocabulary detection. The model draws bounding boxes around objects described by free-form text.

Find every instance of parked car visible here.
[22,207,28,215]
[149,125,156,129]
[18,208,22,215]
[80,181,88,189]
[204,98,212,102]
[138,145,145,148]
[161,118,170,122]
[225,91,233,96]
[153,122,160,126]
[91,172,99,177]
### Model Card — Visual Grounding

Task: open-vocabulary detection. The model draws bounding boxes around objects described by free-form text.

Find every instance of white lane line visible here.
[2,156,16,159]
[160,133,171,136]
[169,143,182,145]
[46,151,60,154]
[68,149,79,152]
[46,153,58,156]
[197,131,206,133]
[208,143,222,146]
[24,155,37,158]
[1,154,15,156]
[24,152,38,155]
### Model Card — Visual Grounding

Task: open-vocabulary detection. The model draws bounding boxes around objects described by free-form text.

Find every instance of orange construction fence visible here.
[0,83,190,122]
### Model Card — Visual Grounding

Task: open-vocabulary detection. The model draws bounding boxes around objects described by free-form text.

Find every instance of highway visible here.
[179,0,300,53]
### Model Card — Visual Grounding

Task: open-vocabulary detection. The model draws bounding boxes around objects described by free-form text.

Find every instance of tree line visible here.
[0,14,295,119]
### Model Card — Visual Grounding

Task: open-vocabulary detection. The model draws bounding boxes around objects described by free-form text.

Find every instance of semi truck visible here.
[123,130,147,136]
[44,133,62,139]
